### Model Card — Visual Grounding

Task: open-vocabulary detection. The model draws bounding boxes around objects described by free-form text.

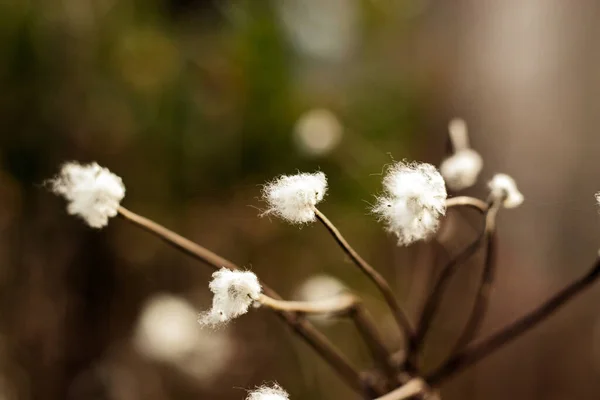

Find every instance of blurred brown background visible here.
[2,0,600,399]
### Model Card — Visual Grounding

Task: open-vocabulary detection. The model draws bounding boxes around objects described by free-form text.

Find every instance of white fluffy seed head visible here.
[488,174,524,208]
[262,172,327,224]
[373,161,447,246]
[440,149,483,191]
[247,384,289,400]
[198,268,262,327]
[440,119,483,191]
[50,162,125,228]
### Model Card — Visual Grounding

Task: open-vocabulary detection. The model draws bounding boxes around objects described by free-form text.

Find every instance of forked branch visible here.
[258,292,397,384]
[448,200,501,353]
[313,207,415,350]
[116,206,367,394]
[410,198,489,363]
[427,256,600,385]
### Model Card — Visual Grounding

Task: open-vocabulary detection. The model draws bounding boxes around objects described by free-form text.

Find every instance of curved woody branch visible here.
[313,207,415,351]
[259,293,398,384]
[427,256,600,385]
[410,198,490,364]
[116,206,368,394]
[449,201,501,353]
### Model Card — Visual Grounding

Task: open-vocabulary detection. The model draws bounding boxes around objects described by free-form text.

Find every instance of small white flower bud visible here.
[262,172,327,224]
[440,149,483,191]
[49,162,125,228]
[373,161,447,246]
[488,174,524,208]
[247,384,289,400]
[440,119,483,191]
[198,268,262,327]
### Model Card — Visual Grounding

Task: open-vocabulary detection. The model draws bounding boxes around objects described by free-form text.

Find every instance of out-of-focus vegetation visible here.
[0,1,447,399]
[15,1,600,400]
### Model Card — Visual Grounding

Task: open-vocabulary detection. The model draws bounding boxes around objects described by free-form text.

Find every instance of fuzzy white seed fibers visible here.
[262,172,327,224]
[440,149,483,191]
[488,174,524,208]
[373,161,447,246]
[440,119,483,191]
[247,384,289,400]
[50,162,125,228]
[198,268,262,327]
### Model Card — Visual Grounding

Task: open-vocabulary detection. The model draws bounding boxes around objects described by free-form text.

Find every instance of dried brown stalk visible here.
[427,256,600,385]
[313,207,415,349]
[116,206,368,394]
[410,197,489,365]
[449,201,501,353]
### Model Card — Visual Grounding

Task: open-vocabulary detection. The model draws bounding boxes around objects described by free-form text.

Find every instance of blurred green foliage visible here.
[0,1,439,399]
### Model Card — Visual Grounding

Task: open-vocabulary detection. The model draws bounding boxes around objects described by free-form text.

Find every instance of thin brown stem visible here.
[116,206,366,394]
[410,199,489,365]
[259,292,397,385]
[427,257,600,385]
[257,293,356,315]
[446,196,488,213]
[117,206,237,271]
[448,202,501,353]
[373,378,428,400]
[351,304,399,385]
[411,231,484,360]
[313,207,414,348]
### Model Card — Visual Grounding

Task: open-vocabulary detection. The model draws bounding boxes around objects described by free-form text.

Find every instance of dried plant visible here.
[47,120,600,399]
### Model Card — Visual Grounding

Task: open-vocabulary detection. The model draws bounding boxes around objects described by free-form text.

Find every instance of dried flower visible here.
[488,174,524,208]
[198,268,262,327]
[440,149,483,191]
[440,119,483,191]
[49,162,125,228]
[262,172,327,224]
[373,161,447,246]
[247,384,289,400]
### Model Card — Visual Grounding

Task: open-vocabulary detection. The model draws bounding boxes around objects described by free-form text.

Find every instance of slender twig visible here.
[410,204,489,363]
[448,201,501,353]
[116,206,366,394]
[313,207,414,348]
[257,293,357,315]
[351,304,399,385]
[446,196,488,213]
[117,206,238,270]
[259,292,398,385]
[373,378,428,400]
[427,256,600,385]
